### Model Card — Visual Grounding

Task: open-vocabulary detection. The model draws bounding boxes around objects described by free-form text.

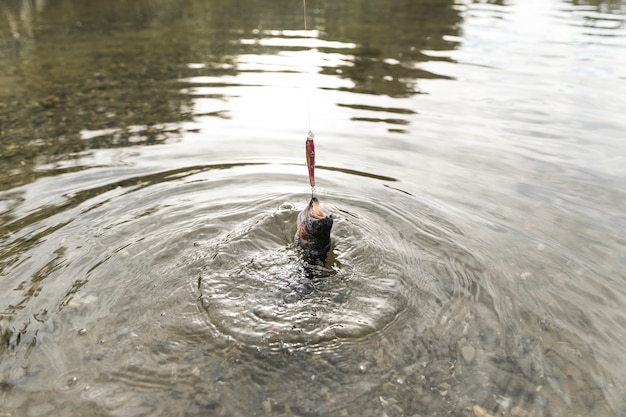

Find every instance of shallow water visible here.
[1,0,626,416]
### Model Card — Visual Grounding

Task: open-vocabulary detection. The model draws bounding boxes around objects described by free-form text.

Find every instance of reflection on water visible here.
[1,0,626,416]
[0,0,464,191]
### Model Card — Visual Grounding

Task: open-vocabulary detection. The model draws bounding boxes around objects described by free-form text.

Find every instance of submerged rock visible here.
[473,404,495,417]
[461,344,476,364]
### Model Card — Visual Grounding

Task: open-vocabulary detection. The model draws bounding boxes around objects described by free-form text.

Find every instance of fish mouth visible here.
[301,197,326,220]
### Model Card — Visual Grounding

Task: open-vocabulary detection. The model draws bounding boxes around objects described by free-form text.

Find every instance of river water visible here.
[1,0,625,416]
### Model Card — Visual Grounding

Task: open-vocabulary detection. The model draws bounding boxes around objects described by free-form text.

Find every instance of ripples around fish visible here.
[2,160,617,416]
[0,163,453,414]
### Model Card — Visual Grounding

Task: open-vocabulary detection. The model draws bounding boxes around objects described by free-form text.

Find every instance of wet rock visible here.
[462,321,470,336]
[190,392,220,414]
[413,382,424,396]
[381,382,396,393]
[67,294,98,308]
[473,405,495,417]
[496,396,511,410]
[405,385,437,411]
[461,344,476,364]
[261,399,272,413]
[510,405,529,417]
[402,362,422,377]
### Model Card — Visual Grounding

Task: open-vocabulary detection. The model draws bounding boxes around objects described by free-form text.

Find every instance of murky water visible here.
[1,0,626,416]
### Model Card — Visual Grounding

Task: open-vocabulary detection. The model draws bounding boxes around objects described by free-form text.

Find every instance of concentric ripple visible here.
[4,159,619,416]
[193,188,448,353]
[49,163,456,416]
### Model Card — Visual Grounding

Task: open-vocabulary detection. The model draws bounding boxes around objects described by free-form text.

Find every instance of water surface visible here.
[1,0,626,416]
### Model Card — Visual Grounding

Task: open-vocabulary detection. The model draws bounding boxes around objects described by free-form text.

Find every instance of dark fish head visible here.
[295,197,333,262]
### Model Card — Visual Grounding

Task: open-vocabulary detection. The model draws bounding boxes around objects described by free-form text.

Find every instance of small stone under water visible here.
[358,362,369,373]
[461,344,476,364]
[473,405,495,417]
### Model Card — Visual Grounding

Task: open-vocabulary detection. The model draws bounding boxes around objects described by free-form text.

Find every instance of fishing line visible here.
[303,0,312,133]
[303,0,316,197]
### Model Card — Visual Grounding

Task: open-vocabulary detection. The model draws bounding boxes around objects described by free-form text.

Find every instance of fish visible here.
[295,197,333,263]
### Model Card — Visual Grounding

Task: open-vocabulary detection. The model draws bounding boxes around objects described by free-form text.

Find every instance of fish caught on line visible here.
[295,196,333,264]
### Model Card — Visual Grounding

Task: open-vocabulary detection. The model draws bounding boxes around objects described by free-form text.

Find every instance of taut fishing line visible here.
[303,0,316,197]
[303,0,314,133]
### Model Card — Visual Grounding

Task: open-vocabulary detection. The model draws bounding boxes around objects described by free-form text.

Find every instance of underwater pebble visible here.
[402,362,422,376]
[67,294,98,308]
[461,344,476,364]
[520,272,531,279]
[67,376,78,387]
[381,382,395,392]
[261,399,272,413]
[473,405,495,417]
[413,383,424,396]
[77,328,87,336]
[511,406,529,417]
[496,396,511,410]
[437,382,449,397]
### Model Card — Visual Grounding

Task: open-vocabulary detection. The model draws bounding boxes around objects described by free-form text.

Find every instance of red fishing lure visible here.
[305,131,315,188]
